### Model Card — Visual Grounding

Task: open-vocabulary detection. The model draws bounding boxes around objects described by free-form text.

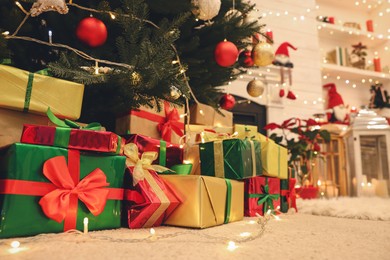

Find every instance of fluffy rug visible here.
[297,197,390,221]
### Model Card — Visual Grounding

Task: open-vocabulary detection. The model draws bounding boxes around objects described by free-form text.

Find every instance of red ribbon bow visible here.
[39,155,109,228]
[157,102,184,142]
[285,178,297,212]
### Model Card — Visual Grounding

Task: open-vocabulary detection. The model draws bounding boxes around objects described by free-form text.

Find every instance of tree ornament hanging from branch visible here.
[214,40,239,67]
[76,17,108,48]
[191,0,221,21]
[30,0,69,17]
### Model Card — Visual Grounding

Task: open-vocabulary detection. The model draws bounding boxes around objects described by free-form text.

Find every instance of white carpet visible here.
[1,198,390,259]
[297,197,390,221]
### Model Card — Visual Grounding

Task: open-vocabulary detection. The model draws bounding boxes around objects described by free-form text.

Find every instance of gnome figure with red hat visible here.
[273,42,298,100]
[324,83,350,124]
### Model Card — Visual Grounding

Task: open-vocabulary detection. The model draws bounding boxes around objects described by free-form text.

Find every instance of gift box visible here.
[190,103,233,127]
[199,138,262,180]
[0,108,51,149]
[122,143,181,228]
[124,166,181,228]
[125,134,184,169]
[21,124,125,155]
[160,175,244,228]
[116,101,185,144]
[255,133,288,179]
[245,176,280,216]
[280,178,297,213]
[0,143,126,238]
[233,124,258,139]
[185,124,233,145]
[183,144,201,175]
[0,65,84,120]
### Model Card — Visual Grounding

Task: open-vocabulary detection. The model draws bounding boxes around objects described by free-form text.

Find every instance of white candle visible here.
[83,217,88,234]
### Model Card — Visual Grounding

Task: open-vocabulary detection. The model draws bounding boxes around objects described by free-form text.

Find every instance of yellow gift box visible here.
[233,124,258,139]
[185,124,234,145]
[190,103,233,127]
[160,175,244,228]
[183,144,201,175]
[255,133,288,179]
[0,65,84,120]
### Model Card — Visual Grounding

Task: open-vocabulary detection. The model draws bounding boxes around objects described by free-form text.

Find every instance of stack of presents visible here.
[0,64,297,238]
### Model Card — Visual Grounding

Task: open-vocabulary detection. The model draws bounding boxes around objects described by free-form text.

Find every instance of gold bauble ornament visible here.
[131,71,142,85]
[246,79,265,97]
[252,42,274,67]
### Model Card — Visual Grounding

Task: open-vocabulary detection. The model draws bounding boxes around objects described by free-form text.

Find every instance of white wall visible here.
[225,0,324,126]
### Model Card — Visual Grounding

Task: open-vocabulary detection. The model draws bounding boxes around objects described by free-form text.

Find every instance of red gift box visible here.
[21,124,125,155]
[245,176,280,216]
[126,134,183,168]
[123,143,181,228]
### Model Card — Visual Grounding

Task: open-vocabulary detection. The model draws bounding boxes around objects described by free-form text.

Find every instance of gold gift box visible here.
[190,103,233,127]
[233,124,258,139]
[256,133,288,179]
[160,175,244,228]
[185,124,233,145]
[183,144,201,175]
[0,65,84,120]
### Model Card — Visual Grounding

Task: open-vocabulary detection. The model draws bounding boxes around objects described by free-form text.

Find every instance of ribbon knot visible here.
[157,102,184,142]
[39,156,110,223]
[124,143,173,185]
[249,184,280,214]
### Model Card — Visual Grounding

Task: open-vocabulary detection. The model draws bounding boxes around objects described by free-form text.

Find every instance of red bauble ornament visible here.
[76,17,107,47]
[214,40,239,67]
[238,50,254,67]
[219,94,236,110]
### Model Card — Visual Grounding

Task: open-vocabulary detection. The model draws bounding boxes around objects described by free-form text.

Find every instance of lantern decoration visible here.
[246,79,265,97]
[219,94,236,110]
[76,17,108,48]
[192,0,221,21]
[252,42,274,67]
[214,40,239,67]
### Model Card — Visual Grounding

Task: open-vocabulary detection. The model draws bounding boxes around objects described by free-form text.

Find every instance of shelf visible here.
[317,22,389,49]
[321,63,390,85]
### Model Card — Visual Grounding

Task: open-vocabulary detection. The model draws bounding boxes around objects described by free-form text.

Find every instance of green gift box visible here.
[199,138,262,180]
[0,143,126,238]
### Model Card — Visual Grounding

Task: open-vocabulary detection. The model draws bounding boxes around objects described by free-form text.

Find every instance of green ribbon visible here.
[224,179,232,224]
[248,178,280,214]
[23,72,34,112]
[170,164,193,175]
[47,107,101,130]
[159,140,167,167]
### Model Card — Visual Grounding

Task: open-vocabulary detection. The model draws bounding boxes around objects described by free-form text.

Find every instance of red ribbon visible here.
[39,152,110,230]
[157,102,184,142]
[130,102,184,142]
[281,178,297,212]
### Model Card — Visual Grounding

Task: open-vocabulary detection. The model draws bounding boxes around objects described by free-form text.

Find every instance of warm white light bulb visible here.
[10,241,20,249]
[227,241,238,251]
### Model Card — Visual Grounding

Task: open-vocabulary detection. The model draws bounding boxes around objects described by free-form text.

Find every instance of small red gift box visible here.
[245,176,280,216]
[123,143,181,228]
[21,124,125,155]
[125,134,183,168]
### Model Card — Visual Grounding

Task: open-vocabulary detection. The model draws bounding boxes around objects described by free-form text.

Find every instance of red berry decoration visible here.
[76,17,107,47]
[214,40,239,67]
[238,50,254,67]
[219,94,236,110]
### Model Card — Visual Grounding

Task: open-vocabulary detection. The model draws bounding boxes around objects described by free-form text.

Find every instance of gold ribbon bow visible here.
[124,143,173,185]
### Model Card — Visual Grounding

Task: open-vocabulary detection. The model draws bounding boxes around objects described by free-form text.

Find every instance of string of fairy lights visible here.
[0,211,288,255]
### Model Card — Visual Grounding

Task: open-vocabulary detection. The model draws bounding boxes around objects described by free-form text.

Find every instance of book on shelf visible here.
[326,47,350,67]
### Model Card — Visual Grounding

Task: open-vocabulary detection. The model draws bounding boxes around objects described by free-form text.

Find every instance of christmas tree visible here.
[0,0,263,130]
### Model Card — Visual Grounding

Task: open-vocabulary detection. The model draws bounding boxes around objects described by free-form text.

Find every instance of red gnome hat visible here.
[275,42,298,57]
[323,83,344,109]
